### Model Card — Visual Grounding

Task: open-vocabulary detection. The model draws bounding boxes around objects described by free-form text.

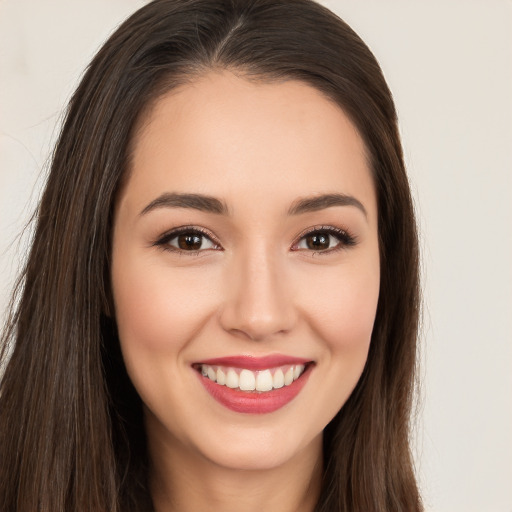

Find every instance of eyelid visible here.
[152,224,357,255]
[153,225,223,253]
[291,224,357,253]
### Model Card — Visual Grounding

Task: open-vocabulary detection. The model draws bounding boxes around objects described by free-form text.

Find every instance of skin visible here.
[111,70,380,512]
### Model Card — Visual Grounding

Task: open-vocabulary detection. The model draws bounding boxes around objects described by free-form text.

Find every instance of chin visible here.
[190,424,321,472]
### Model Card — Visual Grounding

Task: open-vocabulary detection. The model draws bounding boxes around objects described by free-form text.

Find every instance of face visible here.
[111,71,380,472]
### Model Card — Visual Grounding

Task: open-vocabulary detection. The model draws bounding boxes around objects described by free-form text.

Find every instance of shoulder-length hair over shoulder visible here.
[0,0,422,510]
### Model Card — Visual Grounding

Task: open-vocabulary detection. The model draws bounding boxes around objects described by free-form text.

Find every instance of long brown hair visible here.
[0,1,422,510]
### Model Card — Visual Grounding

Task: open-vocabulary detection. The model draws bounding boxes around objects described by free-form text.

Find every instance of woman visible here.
[0,0,422,510]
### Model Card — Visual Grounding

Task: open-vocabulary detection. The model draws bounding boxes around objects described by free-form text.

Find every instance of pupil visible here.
[178,234,202,250]
[307,233,329,250]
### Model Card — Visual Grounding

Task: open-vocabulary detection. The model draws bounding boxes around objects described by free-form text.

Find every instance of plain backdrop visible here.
[1,1,511,511]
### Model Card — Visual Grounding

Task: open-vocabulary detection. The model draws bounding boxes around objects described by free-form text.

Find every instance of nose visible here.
[219,245,297,341]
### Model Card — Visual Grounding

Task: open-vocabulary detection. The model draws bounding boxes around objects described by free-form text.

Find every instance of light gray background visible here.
[1,1,511,511]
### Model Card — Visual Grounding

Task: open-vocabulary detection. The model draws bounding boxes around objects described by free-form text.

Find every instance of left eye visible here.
[293,228,355,252]
[296,232,339,251]
[166,231,217,251]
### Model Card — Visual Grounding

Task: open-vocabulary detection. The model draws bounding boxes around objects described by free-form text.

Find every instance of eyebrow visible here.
[139,192,367,218]
[288,193,367,217]
[140,193,228,216]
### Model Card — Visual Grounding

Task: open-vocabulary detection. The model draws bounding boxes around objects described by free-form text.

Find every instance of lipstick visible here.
[193,355,313,414]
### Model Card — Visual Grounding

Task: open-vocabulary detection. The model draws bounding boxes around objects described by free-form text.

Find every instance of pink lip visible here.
[197,354,311,370]
[194,356,314,414]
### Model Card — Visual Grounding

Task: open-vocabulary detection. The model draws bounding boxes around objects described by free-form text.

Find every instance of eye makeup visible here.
[152,223,357,256]
[291,225,357,255]
[152,225,222,254]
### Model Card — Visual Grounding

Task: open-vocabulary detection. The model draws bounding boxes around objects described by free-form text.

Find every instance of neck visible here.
[148,421,323,512]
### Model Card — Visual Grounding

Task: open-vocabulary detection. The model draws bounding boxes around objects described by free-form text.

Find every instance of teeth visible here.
[239,369,256,391]
[293,364,305,380]
[284,367,294,386]
[256,369,273,392]
[207,366,217,382]
[200,363,307,392]
[216,367,226,385]
[273,368,284,389]
[226,369,239,389]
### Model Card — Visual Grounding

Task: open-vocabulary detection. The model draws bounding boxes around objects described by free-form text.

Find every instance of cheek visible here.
[300,260,380,354]
[288,256,380,435]
[111,254,224,420]
[112,255,219,356]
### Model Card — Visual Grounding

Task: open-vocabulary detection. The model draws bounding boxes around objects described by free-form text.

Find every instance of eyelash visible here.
[292,225,357,255]
[153,224,357,255]
[153,226,221,255]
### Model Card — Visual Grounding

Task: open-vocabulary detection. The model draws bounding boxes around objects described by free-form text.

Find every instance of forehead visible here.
[123,70,376,219]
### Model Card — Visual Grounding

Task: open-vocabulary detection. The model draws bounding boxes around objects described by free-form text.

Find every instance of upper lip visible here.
[196,354,312,370]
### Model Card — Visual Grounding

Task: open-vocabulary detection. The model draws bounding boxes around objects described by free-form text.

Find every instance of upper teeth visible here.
[200,364,306,392]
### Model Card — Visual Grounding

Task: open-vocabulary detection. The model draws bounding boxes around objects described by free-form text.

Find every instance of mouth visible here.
[194,363,308,392]
[192,355,314,414]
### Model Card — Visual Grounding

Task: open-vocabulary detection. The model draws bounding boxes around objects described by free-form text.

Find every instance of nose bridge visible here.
[220,240,295,340]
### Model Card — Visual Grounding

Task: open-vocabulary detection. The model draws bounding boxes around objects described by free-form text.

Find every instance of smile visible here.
[193,355,314,414]
[198,363,307,392]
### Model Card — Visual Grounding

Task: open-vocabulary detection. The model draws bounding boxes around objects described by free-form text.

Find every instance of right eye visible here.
[155,228,221,253]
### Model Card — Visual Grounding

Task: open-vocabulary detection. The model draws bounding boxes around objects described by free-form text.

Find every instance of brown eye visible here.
[298,231,337,251]
[164,230,218,252]
[177,233,203,250]
[293,227,356,253]
[304,233,330,250]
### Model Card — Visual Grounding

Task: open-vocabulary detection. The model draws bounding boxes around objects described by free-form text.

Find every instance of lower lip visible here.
[197,365,313,414]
